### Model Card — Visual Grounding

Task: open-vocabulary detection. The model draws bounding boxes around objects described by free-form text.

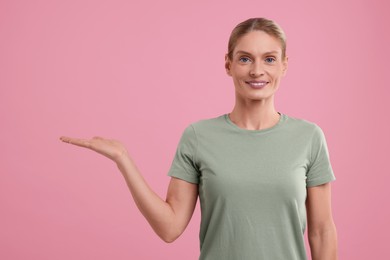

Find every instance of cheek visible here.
[270,67,284,78]
[232,66,247,77]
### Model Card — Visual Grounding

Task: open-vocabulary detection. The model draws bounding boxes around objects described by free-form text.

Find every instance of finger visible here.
[60,136,92,148]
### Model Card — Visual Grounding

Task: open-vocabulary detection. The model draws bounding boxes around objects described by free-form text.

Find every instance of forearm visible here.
[308,224,338,260]
[116,155,176,242]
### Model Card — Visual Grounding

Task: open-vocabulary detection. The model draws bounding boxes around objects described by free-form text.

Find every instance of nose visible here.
[249,61,265,77]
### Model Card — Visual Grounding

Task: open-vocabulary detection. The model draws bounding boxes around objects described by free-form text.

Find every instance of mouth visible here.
[245,80,269,88]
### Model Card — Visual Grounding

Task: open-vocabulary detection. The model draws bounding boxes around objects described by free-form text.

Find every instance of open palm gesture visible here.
[60,136,129,163]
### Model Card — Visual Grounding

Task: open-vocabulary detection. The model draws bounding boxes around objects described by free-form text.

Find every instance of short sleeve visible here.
[306,125,336,187]
[167,124,200,184]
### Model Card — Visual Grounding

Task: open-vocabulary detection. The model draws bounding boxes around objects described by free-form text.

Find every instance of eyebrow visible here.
[234,50,280,56]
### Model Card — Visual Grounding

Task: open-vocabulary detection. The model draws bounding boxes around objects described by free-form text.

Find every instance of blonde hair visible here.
[227,17,287,60]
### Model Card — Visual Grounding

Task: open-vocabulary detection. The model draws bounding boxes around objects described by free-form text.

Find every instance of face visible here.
[225,30,288,103]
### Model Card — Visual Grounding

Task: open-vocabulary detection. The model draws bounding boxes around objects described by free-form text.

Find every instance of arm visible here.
[306,182,338,260]
[118,156,198,243]
[60,136,198,243]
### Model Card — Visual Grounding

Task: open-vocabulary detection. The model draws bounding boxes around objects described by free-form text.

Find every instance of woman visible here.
[60,17,338,260]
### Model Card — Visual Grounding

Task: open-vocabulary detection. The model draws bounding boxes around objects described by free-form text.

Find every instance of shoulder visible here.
[284,113,322,136]
[176,114,225,143]
[285,115,331,153]
[187,114,226,133]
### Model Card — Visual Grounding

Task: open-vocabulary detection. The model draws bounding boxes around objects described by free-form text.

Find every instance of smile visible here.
[245,80,269,88]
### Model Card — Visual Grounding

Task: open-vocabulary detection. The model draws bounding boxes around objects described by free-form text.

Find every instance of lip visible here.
[245,80,269,89]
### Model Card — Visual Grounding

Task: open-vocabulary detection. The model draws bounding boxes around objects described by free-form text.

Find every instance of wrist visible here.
[115,150,129,165]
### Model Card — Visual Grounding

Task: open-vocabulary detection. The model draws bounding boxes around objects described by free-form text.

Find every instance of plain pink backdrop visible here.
[1,0,389,259]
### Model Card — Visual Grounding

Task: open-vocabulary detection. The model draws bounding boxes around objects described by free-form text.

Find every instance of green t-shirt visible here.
[167,112,336,260]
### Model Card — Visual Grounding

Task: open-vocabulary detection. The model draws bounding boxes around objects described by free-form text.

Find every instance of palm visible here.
[60,136,128,162]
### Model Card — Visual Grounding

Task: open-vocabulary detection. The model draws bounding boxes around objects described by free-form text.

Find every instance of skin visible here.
[60,29,337,259]
[59,136,198,243]
[225,30,288,131]
[306,182,338,259]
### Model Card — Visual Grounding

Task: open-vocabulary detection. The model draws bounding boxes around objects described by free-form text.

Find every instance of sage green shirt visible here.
[167,112,336,260]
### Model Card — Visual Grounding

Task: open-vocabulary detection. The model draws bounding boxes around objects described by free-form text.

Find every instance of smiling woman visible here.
[60,17,338,260]
[225,30,288,106]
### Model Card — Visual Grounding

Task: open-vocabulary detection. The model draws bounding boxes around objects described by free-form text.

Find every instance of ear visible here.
[225,54,232,76]
[282,56,288,76]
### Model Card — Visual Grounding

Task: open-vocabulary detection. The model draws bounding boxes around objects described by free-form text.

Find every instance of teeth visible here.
[249,82,266,86]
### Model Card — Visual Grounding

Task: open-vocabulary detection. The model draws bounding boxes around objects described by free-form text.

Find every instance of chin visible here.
[235,88,275,101]
[249,92,276,101]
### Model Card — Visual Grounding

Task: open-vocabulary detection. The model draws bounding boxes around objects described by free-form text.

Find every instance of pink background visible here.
[1,0,389,259]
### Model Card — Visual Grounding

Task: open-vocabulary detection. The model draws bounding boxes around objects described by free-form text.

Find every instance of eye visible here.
[265,57,276,63]
[239,56,251,63]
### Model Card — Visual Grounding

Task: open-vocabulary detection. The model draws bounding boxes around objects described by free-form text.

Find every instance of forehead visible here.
[233,30,283,56]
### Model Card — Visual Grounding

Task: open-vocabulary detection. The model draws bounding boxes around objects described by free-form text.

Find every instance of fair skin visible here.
[225,30,288,130]
[60,29,337,259]
[307,183,338,260]
[59,136,198,243]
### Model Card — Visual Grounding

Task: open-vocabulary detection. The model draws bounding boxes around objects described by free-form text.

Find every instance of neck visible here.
[229,98,280,131]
